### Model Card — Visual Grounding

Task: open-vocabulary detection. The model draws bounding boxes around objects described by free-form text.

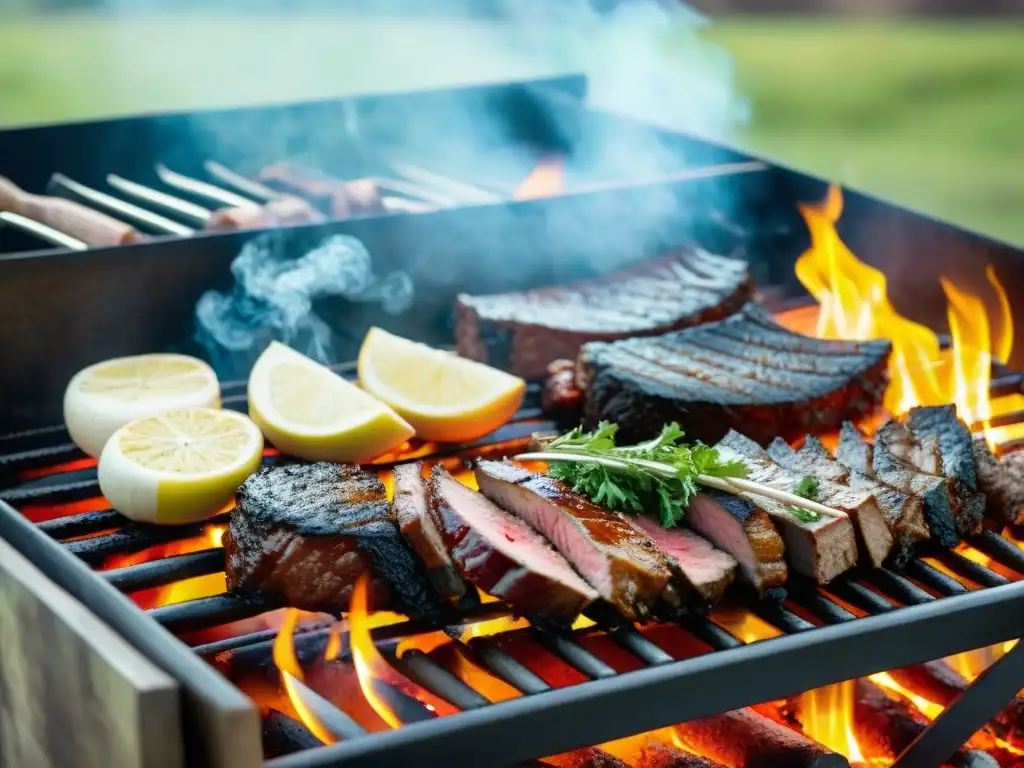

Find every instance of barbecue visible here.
[0,75,1023,768]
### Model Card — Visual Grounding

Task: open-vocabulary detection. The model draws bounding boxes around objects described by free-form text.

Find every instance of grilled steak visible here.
[716,431,865,579]
[474,460,674,619]
[771,435,927,566]
[224,462,444,621]
[427,466,597,622]
[907,405,986,536]
[542,359,586,423]
[630,514,736,606]
[973,439,1024,526]
[836,421,874,475]
[578,303,891,445]
[455,249,753,380]
[392,463,476,609]
[687,491,787,595]
[874,421,962,547]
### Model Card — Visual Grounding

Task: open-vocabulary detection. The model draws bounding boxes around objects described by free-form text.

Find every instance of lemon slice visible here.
[358,327,526,443]
[98,408,263,524]
[248,341,415,463]
[64,353,221,457]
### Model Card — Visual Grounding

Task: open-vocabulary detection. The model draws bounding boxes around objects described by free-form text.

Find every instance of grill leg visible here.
[892,639,1024,768]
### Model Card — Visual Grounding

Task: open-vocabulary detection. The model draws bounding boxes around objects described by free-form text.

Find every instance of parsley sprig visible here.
[520,421,748,528]
[787,475,822,523]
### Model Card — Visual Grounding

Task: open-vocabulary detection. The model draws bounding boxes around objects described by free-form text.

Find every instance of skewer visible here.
[0,211,88,251]
[203,160,282,202]
[154,163,261,210]
[513,451,849,520]
[107,174,212,225]
[49,173,195,236]
[385,159,505,204]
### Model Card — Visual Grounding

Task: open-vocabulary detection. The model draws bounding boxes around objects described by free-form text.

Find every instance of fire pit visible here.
[1,77,1023,768]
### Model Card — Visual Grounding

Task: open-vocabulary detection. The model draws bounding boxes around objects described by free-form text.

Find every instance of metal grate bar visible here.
[532,629,617,679]
[754,601,815,634]
[104,548,225,593]
[393,649,491,710]
[866,569,935,605]
[677,613,742,651]
[38,508,127,539]
[0,441,81,474]
[905,560,970,596]
[827,579,896,614]
[604,625,674,666]
[937,551,1010,588]
[64,515,229,564]
[1,476,99,505]
[972,530,1024,574]
[465,639,552,695]
[788,585,857,624]
[149,593,270,635]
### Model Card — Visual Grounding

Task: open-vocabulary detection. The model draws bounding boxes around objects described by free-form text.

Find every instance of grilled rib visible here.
[578,303,891,445]
[716,431,867,579]
[474,460,674,620]
[224,462,444,622]
[456,249,753,380]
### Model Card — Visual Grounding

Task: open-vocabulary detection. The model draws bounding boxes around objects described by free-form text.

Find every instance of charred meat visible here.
[427,465,598,622]
[456,249,753,380]
[224,462,444,622]
[542,359,585,423]
[973,440,1024,526]
[258,162,386,218]
[715,431,866,579]
[578,303,891,445]
[630,514,737,606]
[391,462,476,609]
[474,460,674,620]
[687,491,788,596]
[836,421,874,475]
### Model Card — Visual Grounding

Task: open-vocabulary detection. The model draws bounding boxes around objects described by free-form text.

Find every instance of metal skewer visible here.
[385,159,504,204]
[155,163,261,210]
[49,173,195,236]
[106,174,212,225]
[203,160,282,202]
[0,211,88,251]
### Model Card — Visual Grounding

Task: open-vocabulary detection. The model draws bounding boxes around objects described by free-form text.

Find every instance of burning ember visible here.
[784,185,1021,450]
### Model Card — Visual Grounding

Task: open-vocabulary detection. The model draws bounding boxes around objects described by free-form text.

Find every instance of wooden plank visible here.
[0,536,183,768]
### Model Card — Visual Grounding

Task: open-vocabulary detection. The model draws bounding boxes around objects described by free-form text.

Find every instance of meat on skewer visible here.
[0,175,142,246]
[258,162,387,218]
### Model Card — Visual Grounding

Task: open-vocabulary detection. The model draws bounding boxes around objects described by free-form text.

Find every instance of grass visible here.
[0,13,1021,244]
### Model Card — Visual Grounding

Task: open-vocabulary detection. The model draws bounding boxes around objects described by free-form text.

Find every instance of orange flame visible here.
[515,157,565,199]
[800,680,866,763]
[349,572,402,729]
[795,185,1019,449]
[272,608,337,745]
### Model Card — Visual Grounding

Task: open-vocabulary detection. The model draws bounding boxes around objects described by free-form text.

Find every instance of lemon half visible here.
[98,408,263,524]
[358,327,526,443]
[248,341,415,463]
[64,353,221,457]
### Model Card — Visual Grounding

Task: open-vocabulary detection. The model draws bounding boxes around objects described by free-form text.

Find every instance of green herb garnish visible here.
[539,421,748,528]
[787,475,822,522]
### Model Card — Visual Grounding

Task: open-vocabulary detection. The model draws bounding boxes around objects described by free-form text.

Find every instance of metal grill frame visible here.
[2,363,1024,768]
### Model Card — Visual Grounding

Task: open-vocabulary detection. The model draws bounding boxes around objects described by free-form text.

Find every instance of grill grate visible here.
[2,353,1024,767]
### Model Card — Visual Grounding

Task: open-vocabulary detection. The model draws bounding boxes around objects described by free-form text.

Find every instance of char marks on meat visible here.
[474,460,673,620]
[836,421,874,475]
[907,405,986,537]
[427,465,598,622]
[973,440,1024,526]
[771,434,926,566]
[716,431,866,579]
[456,249,753,380]
[392,462,476,609]
[874,421,963,547]
[629,514,736,606]
[224,462,444,621]
[687,491,788,595]
[578,303,891,446]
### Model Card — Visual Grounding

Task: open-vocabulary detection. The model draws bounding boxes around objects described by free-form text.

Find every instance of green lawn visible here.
[1,13,1021,244]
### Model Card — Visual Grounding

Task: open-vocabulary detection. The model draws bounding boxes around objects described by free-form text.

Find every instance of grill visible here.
[1,73,1024,768]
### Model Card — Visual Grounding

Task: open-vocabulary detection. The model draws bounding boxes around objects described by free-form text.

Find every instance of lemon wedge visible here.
[248,341,415,463]
[97,408,263,524]
[64,353,221,457]
[358,327,526,443]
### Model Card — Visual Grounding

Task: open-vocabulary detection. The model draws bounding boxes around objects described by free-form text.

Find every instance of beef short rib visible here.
[392,462,476,609]
[427,466,598,622]
[578,303,891,445]
[224,462,444,622]
[474,460,674,620]
[455,248,752,380]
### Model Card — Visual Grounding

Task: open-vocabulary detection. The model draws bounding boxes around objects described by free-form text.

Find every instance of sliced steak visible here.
[630,514,737,606]
[907,405,986,536]
[578,303,891,445]
[688,491,787,595]
[716,431,865,578]
[427,466,597,622]
[392,463,475,609]
[771,435,927,566]
[973,440,1024,526]
[456,248,753,380]
[874,421,962,547]
[836,421,874,475]
[224,462,444,621]
[474,460,673,620]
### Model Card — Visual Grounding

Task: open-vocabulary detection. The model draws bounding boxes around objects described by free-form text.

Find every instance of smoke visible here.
[195,234,412,374]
